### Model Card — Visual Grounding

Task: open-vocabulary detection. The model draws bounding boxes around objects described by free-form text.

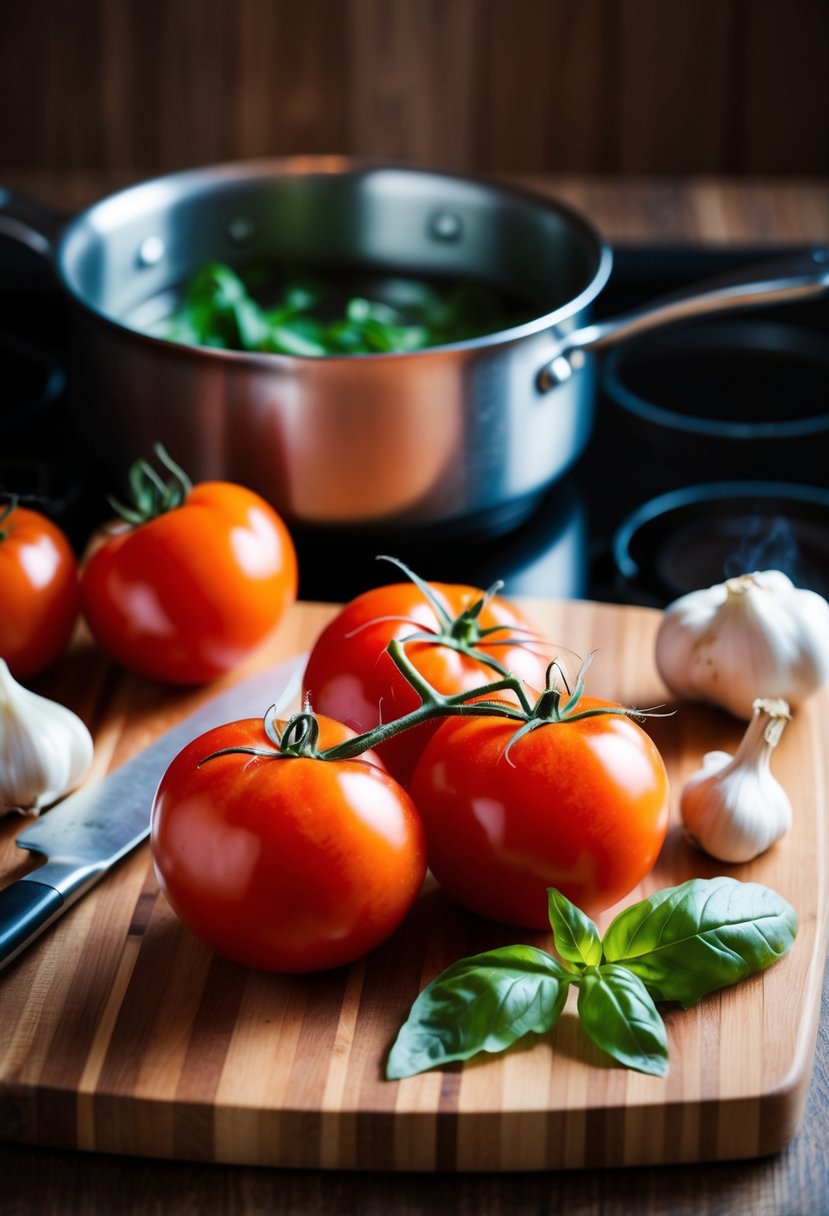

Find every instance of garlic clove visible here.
[655,570,829,719]
[680,697,792,863]
[0,659,94,815]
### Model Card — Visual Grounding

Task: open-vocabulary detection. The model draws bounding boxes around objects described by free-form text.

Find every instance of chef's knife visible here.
[0,652,304,972]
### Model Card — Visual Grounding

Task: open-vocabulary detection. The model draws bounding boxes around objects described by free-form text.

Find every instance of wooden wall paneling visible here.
[480,0,612,175]
[609,0,733,175]
[140,0,236,170]
[470,0,735,175]
[232,0,349,160]
[1,0,829,179]
[344,0,483,168]
[727,0,829,175]
[2,0,106,171]
[1,2,45,167]
[98,0,136,170]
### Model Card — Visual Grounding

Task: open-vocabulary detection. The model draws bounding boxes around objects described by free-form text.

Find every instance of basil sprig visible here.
[386,877,797,1081]
[150,261,528,357]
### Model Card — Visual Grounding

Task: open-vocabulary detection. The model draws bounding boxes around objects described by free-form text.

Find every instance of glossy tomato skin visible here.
[302,581,551,786]
[0,505,80,679]
[80,482,297,685]
[408,698,670,928]
[151,714,427,973]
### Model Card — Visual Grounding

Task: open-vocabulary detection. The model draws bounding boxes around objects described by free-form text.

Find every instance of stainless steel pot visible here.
[2,159,827,530]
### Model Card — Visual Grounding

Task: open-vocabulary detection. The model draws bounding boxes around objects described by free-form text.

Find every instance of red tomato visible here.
[302,579,554,785]
[151,713,427,973]
[0,501,80,679]
[408,699,670,928]
[80,481,297,685]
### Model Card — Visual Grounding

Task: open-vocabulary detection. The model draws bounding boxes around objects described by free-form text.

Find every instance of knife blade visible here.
[0,651,305,972]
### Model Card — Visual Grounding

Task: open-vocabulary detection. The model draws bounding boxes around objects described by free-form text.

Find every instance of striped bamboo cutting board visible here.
[0,598,826,1171]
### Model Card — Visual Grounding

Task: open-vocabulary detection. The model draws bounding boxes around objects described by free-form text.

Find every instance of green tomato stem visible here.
[199,634,665,772]
[317,637,530,762]
[109,443,193,527]
[0,495,18,539]
[374,555,536,680]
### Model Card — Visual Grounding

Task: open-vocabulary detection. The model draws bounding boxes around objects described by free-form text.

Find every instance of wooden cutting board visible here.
[0,597,826,1171]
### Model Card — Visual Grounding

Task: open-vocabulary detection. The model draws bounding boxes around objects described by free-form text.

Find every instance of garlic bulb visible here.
[0,659,94,815]
[655,570,829,719]
[681,697,792,863]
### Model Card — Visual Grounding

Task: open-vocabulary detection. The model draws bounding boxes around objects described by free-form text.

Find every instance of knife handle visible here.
[0,879,65,971]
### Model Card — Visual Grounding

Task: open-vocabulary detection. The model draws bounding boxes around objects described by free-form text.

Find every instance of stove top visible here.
[2,242,827,608]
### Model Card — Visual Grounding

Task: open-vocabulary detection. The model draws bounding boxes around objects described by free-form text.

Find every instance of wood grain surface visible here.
[0,597,826,1173]
[1,0,827,178]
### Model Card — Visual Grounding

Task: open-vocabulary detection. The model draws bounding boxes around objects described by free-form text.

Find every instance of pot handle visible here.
[537,246,829,390]
[0,188,62,261]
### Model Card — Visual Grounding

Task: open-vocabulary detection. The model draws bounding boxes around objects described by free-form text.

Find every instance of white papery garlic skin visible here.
[655,570,829,719]
[680,697,792,863]
[0,658,94,815]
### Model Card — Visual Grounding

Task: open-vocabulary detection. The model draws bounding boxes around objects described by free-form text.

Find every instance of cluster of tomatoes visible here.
[1,457,670,978]
[151,557,671,976]
[0,453,298,684]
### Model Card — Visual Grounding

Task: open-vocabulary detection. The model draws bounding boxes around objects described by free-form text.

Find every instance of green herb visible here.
[601,875,799,1009]
[383,947,571,1079]
[385,877,797,1080]
[149,262,528,356]
[576,964,668,1075]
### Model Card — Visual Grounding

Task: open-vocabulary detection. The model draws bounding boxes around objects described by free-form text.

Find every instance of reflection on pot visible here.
[612,481,829,607]
[292,475,589,604]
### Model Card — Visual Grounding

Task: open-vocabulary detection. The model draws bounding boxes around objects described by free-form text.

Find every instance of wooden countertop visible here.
[1,172,828,1214]
[3,168,829,247]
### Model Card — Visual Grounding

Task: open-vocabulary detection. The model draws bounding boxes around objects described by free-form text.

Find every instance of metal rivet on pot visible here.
[136,235,165,267]
[428,211,463,242]
[227,215,255,245]
[537,350,587,391]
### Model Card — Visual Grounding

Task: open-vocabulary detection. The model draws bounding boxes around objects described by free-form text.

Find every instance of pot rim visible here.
[54,156,614,366]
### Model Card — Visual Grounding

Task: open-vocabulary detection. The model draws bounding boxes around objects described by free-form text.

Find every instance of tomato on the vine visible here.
[80,447,297,685]
[151,711,426,973]
[408,693,670,929]
[302,563,555,785]
[0,499,80,679]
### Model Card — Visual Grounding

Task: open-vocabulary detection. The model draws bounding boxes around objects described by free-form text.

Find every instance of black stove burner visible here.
[2,242,827,606]
[613,480,829,605]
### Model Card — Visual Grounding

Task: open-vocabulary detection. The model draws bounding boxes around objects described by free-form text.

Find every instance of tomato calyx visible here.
[198,705,328,766]
[501,653,648,759]
[109,443,193,526]
[375,555,544,677]
[0,496,17,540]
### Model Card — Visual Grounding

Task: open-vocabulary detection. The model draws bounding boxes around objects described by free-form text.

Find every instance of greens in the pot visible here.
[147,262,532,356]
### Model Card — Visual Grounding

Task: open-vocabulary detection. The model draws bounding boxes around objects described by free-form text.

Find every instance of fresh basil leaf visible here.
[385,945,571,1080]
[346,297,403,328]
[185,262,247,309]
[547,888,603,969]
[602,877,798,1009]
[282,282,321,313]
[577,964,668,1076]
[321,322,369,353]
[391,325,432,351]
[262,324,329,357]
[232,297,270,350]
[357,317,400,353]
